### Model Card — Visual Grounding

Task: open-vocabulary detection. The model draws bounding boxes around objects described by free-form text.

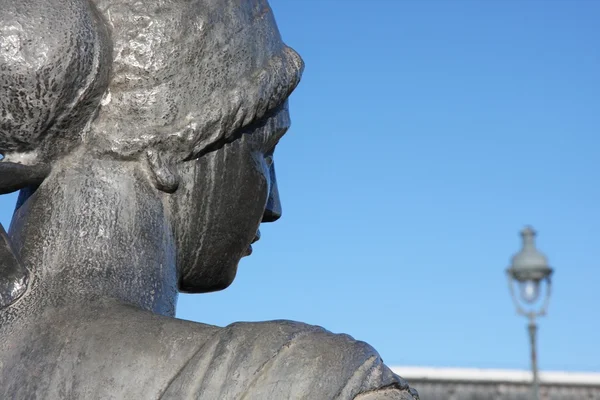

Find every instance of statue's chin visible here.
[179,258,240,294]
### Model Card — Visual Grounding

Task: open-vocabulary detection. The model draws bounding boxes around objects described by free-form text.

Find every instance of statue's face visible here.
[146,0,300,292]
[169,103,290,293]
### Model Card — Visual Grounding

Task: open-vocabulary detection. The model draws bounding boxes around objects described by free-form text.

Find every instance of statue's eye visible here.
[258,104,289,153]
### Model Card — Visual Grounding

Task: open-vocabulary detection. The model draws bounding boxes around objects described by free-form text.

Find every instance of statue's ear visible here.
[145,150,180,194]
[0,223,29,309]
[0,162,50,195]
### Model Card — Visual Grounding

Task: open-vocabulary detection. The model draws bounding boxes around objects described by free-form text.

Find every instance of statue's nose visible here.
[262,164,281,223]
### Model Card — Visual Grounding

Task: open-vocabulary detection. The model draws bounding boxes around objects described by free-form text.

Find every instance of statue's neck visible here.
[8,154,178,316]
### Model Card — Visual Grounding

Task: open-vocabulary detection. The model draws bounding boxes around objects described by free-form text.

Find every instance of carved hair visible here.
[86,0,304,166]
[0,0,303,194]
[0,0,111,165]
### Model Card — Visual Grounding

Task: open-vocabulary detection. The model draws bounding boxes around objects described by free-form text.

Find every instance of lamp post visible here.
[507,226,553,400]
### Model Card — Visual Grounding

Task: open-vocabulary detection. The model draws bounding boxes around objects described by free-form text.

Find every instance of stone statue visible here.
[0,0,419,398]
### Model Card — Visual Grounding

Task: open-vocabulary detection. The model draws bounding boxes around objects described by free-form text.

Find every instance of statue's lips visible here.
[244,230,261,257]
[252,229,261,244]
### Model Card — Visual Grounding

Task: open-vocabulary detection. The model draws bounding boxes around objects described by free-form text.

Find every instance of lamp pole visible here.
[506,226,553,400]
[528,315,539,400]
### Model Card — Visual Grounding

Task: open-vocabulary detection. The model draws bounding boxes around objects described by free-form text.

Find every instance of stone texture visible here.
[0,1,418,398]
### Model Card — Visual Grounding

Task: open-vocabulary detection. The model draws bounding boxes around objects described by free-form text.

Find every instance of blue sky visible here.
[1,0,599,372]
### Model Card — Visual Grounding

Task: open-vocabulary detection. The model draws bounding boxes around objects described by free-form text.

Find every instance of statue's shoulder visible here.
[2,304,418,399]
[162,319,416,400]
[0,302,222,400]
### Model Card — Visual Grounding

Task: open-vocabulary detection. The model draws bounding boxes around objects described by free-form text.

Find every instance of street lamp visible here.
[507,226,553,400]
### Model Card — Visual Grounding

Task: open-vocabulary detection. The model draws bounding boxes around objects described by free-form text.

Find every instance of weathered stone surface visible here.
[0,0,418,398]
